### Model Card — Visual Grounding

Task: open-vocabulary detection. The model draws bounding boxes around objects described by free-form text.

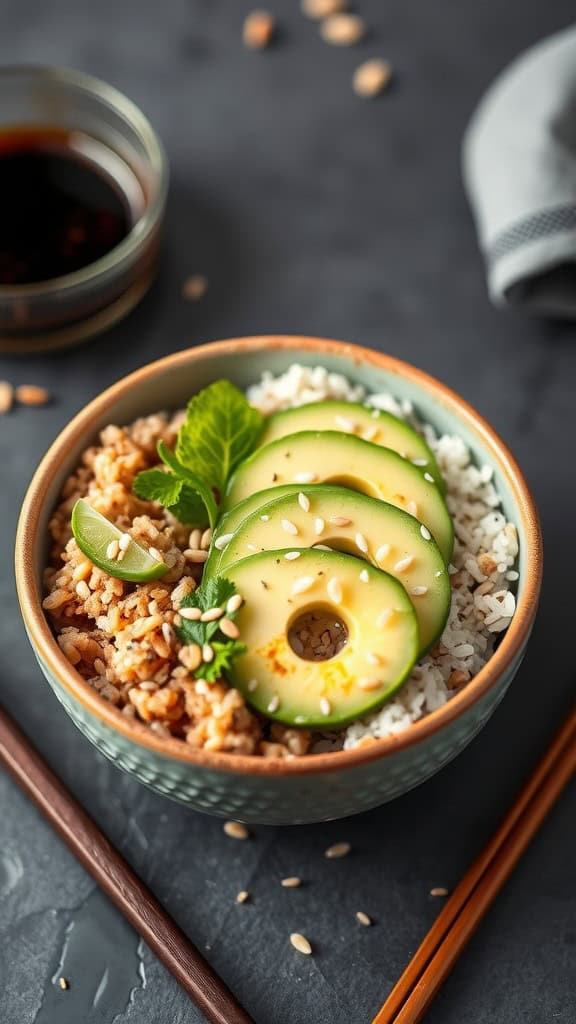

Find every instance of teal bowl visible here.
[15,336,542,824]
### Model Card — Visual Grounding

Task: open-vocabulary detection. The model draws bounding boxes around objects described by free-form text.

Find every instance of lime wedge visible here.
[71,499,169,582]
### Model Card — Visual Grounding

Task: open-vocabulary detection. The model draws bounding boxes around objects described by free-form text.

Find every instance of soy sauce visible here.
[0,127,141,285]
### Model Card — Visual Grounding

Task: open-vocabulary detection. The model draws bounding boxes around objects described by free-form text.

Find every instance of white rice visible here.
[247,363,519,750]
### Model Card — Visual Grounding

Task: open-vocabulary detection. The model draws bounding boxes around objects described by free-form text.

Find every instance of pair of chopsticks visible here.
[1,703,574,1024]
[372,704,576,1024]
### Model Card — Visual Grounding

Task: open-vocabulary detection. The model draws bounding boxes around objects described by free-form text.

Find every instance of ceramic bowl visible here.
[15,336,542,824]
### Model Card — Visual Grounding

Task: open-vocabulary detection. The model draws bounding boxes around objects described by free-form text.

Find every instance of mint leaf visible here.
[157,441,218,528]
[176,380,263,494]
[202,641,247,683]
[133,468,209,528]
[175,577,245,680]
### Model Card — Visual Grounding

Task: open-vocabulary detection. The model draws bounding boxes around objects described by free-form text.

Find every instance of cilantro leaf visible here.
[157,441,218,528]
[176,380,264,494]
[133,468,209,528]
[175,577,246,681]
[202,641,247,683]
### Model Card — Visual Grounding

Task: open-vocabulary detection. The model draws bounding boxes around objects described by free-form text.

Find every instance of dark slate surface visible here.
[1,2,575,1022]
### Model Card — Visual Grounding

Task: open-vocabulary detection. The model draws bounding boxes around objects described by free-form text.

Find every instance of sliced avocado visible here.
[259,400,443,488]
[210,485,450,653]
[224,547,419,728]
[224,431,453,562]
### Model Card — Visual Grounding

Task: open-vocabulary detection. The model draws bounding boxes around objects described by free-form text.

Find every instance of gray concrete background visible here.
[1,2,575,1022]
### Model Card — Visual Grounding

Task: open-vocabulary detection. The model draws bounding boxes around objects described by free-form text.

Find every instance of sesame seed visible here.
[298,492,311,512]
[359,569,369,583]
[424,472,435,483]
[59,977,69,991]
[180,607,202,621]
[201,528,212,549]
[366,651,381,665]
[334,414,356,432]
[376,609,394,628]
[325,841,351,859]
[185,549,209,563]
[294,715,307,724]
[223,821,249,840]
[202,644,214,663]
[281,876,302,887]
[301,0,347,18]
[281,519,299,536]
[411,585,428,596]
[329,516,351,526]
[406,501,418,517]
[247,678,258,692]
[314,517,325,536]
[182,274,208,301]
[76,579,90,600]
[226,594,244,614]
[358,678,382,691]
[327,577,343,604]
[292,575,316,595]
[353,59,392,98]
[260,514,270,522]
[116,548,125,562]
[394,555,414,573]
[148,546,164,563]
[285,551,301,560]
[412,458,428,466]
[236,890,250,903]
[268,694,280,713]
[201,607,224,622]
[435,570,443,577]
[118,533,131,552]
[430,887,449,897]
[294,472,317,483]
[290,932,312,955]
[355,532,368,553]
[320,12,365,46]
[162,622,174,645]
[106,539,119,560]
[356,911,372,926]
[247,543,258,552]
[314,544,332,551]
[320,697,332,716]
[362,425,378,441]
[243,9,275,49]
[420,524,432,541]
[220,618,240,639]
[189,529,202,549]
[376,544,390,562]
[16,384,50,406]
[214,533,234,550]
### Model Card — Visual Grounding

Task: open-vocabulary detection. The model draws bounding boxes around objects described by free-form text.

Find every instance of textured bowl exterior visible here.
[16,336,542,824]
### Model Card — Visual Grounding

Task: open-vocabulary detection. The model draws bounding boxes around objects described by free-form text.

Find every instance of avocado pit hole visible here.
[288,606,348,662]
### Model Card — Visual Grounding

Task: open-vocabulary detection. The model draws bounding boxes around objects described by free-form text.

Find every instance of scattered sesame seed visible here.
[220,618,240,639]
[247,678,258,692]
[420,524,432,541]
[185,549,209,563]
[329,516,351,526]
[106,539,119,560]
[182,274,208,301]
[298,492,311,512]
[290,932,312,955]
[356,911,372,926]
[412,458,428,467]
[327,576,343,604]
[260,514,270,522]
[376,544,390,562]
[430,887,449,897]
[314,544,332,551]
[285,551,301,560]
[268,694,280,713]
[366,651,381,665]
[180,607,202,621]
[353,59,392,98]
[294,715,307,724]
[214,533,233,550]
[355,532,368,553]
[394,555,414,573]
[320,697,332,716]
[148,546,164,563]
[223,821,249,840]
[226,594,244,614]
[247,543,258,552]
[376,609,394,629]
[162,622,174,645]
[118,533,131,552]
[201,607,224,622]
[314,517,325,536]
[406,500,418,517]
[202,643,214,663]
[236,890,250,903]
[358,678,382,691]
[320,12,365,45]
[281,518,299,536]
[325,841,351,859]
[292,575,316,595]
[281,876,302,887]
[243,9,276,49]
[301,0,347,18]
[359,569,370,583]
[16,384,51,406]
[58,977,69,991]
[411,586,428,596]
[201,528,213,549]
[189,529,202,549]
[424,472,435,484]
[294,472,318,483]
[362,425,378,441]
[334,414,356,432]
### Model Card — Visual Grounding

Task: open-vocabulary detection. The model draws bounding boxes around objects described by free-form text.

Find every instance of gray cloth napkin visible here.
[463,26,576,318]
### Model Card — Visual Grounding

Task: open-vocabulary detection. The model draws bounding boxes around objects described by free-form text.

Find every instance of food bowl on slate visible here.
[15,336,542,824]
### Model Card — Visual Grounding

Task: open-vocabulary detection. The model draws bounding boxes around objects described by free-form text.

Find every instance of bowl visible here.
[0,66,168,353]
[15,336,542,824]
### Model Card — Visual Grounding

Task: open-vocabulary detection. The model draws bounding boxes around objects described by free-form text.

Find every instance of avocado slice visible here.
[204,484,307,576]
[210,485,450,653]
[259,400,443,488]
[224,547,419,728]
[224,431,453,562]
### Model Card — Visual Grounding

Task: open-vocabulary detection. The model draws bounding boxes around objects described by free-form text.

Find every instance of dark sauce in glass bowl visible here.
[0,127,144,285]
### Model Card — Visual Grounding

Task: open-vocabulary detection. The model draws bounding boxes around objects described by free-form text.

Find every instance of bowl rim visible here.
[15,335,543,777]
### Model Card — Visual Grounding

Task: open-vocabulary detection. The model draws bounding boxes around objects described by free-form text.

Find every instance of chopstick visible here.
[372,705,576,1024]
[0,706,254,1024]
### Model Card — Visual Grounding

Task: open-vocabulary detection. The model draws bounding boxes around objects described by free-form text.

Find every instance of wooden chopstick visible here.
[0,706,254,1024]
[372,705,576,1024]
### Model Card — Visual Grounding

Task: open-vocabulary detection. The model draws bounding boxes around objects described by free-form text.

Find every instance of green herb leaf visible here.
[202,641,247,683]
[176,380,264,494]
[175,577,245,680]
[133,468,209,528]
[157,441,218,528]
